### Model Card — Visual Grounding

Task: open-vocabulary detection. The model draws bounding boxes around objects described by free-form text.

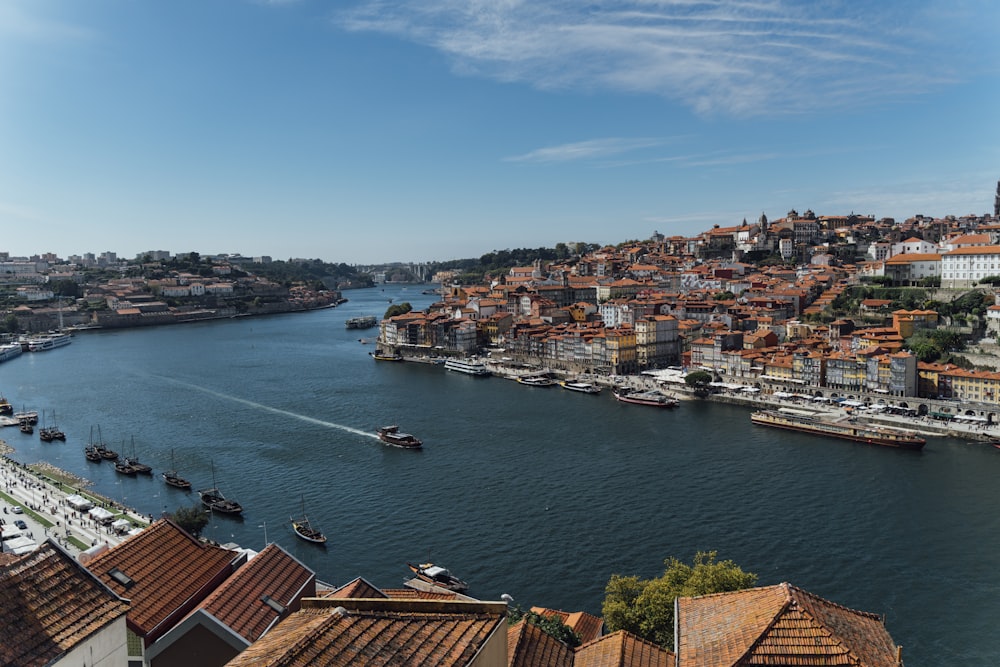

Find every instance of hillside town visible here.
[376,200,1000,415]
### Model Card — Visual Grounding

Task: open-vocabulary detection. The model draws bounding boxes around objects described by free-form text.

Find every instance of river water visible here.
[1,284,995,665]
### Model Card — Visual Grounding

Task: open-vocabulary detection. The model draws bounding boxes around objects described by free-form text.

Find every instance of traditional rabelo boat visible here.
[113,458,138,476]
[162,449,192,489]
[377,425,423,449]
[406,562,469,593]
[124,436,152,475]
[750,409,926,450]
[198,464,243,515]
[291,497,327,545]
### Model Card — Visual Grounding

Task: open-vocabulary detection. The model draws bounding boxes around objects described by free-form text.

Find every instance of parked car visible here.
[11,506,23,514]
[14,520,27,530]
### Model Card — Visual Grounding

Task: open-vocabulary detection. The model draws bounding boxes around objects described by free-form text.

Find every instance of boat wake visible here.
[157,376,378,439]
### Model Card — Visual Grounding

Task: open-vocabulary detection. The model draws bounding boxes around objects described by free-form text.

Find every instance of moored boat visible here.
[27,333,72,352]
[444,358,491,376]
[612,387,678,408]
[406,562,469,593]
[0,343,22,363]
[346,315,378,329]
[370,350,404,361]
[199,487,243,514]
[199,463,243,514]
[291,496,327,544]
[559,379,602,394]
[162,449,191,489]
[376,425,423,449]
[0,395,11,415]
[517,374,557,387]
[114,459,138,476]
[124,436,153,475]
[750,409,926,450]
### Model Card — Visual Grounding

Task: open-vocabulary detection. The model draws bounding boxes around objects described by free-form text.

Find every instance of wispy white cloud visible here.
[0,2,94,42]
[333,0,995,116]
[505,137,665,163]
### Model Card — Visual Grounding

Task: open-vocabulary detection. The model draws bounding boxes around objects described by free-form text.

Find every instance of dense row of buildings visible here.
[378,208,1000,405]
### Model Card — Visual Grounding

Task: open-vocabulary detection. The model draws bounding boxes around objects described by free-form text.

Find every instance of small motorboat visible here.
[407,562,468,593]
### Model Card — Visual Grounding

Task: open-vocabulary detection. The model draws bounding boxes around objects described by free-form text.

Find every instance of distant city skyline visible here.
[1,1,997,264]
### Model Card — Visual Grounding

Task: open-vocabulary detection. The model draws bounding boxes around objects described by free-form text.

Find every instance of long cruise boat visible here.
[750,409,926,450]
[0,343,22,363]
[27,333,72,352]
[444,358,491,376]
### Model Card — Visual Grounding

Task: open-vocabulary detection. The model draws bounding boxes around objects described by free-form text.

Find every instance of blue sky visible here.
[1,1,998,264]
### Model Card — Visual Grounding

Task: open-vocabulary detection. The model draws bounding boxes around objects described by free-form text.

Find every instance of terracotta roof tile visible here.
[198,543,315,643]
[574,630,673,667]
[325,576,389,599]
[507,620,575,667]
[0,540,129,666]
[676,583,900,667]
[84,519,240,641]
[228,600,506,667]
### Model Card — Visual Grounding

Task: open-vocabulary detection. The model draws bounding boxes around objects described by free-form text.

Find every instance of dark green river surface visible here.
[1,284,996,665]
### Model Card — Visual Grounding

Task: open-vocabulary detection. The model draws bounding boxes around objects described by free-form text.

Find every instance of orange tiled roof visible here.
[676,582,900,667]
[227,599,506,666]
[574,630,673,667]
[0,541,129,666]
[507,619,575,667]
[197,543,315,643]
[325,576,389,599]
[84,519,240,640]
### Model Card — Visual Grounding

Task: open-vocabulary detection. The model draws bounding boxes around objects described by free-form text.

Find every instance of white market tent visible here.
[88,507,115,523]
[65,494,94,511]
[111,518,132,533]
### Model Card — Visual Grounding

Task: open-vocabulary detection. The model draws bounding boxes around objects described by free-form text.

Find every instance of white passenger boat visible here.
[0,343,22,362]
[559,379,602,394]
[27,333,72,351]
[444,358,491,376]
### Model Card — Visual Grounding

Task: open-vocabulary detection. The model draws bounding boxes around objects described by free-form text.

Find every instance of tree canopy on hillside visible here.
[602,551,757,649]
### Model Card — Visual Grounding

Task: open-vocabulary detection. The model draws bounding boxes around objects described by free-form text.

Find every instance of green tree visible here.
[602,551,757,649]
[169,505,210,537]
[684,370,713,388]
[506,605,582,647]
[384,302,413,319]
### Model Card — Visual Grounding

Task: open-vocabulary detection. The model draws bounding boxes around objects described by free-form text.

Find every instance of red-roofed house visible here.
[144,543,316,667]
[0,540,130,667]
[675,583,902,667]
[83,519,245,664]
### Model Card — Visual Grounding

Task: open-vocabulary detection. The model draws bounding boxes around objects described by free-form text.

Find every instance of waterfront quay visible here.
[396,350,1000,443]
[0,445,149,556]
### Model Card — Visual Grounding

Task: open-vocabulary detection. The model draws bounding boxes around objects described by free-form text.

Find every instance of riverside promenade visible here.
[483,360,1000,443]
[0,443,152,556]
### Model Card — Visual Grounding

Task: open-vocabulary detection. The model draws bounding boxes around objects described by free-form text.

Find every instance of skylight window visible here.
[261,595,286,614]
[108,567,134,588]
